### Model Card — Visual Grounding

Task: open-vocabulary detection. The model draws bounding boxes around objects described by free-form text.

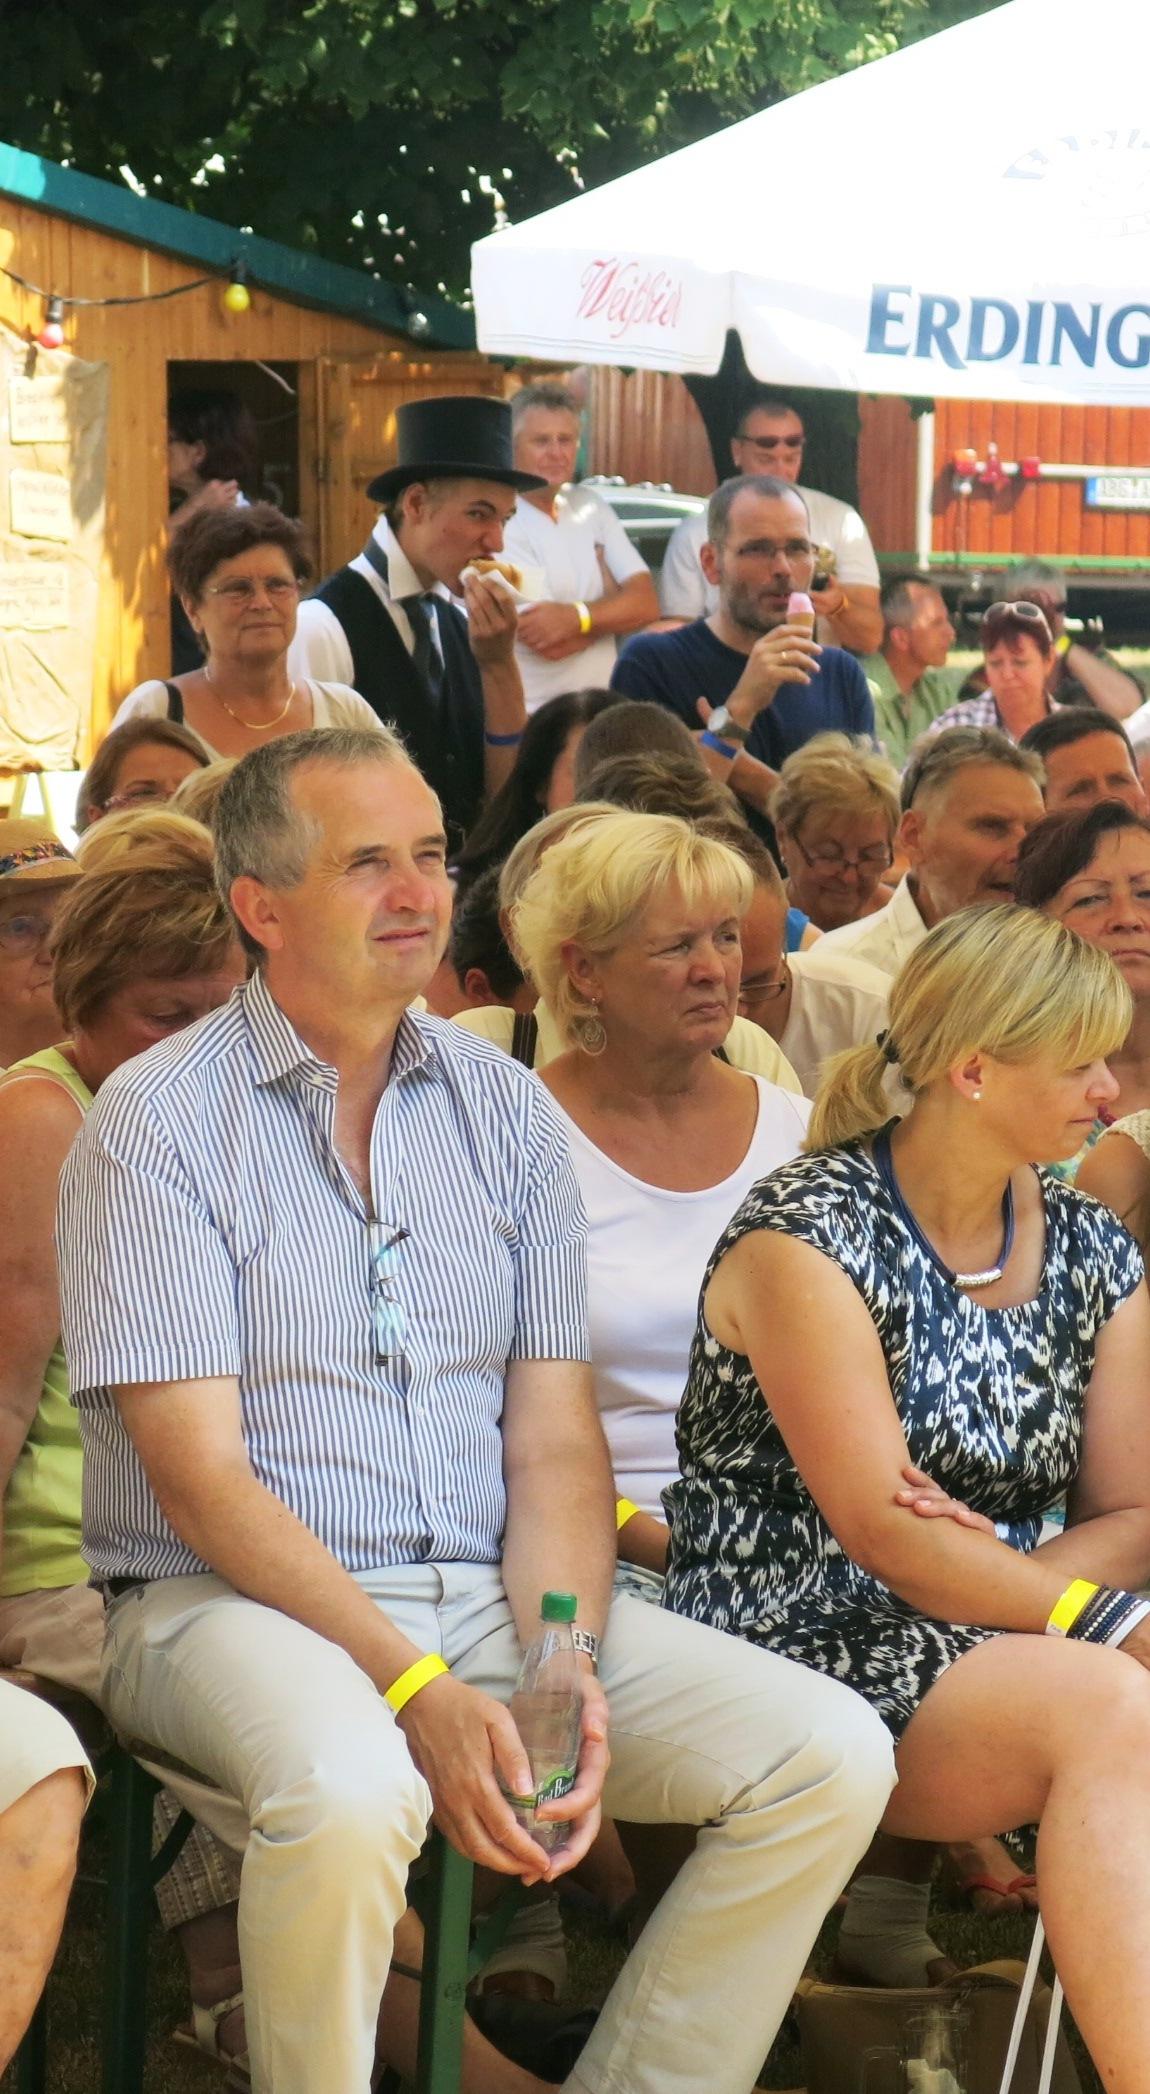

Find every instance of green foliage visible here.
[0,0,992,298]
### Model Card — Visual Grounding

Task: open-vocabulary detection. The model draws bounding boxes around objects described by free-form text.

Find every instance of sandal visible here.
[172,1991,251,2089]
[943,1838,1038,1918]
[953,1870,1038,1918]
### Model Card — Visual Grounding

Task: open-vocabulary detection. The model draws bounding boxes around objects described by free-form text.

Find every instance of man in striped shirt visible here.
[57,727,893,2094]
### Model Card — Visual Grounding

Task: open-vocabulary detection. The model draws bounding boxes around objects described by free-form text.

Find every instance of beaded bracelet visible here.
[1065,1585,1149,1648]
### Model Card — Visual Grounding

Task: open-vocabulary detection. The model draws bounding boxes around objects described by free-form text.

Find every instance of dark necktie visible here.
[399,593,445,713]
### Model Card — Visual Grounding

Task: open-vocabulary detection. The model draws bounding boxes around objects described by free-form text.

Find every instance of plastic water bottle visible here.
[505,1591,583,1853]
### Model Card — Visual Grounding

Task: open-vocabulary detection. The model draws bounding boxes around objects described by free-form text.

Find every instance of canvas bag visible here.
[797,1924,1079,2094]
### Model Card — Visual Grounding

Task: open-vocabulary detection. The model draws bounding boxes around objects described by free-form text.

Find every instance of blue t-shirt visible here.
[611,620,875,770]
[785,907,810,952]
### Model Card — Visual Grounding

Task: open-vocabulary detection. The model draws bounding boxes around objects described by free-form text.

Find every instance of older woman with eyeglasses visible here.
[111,504,385,757]
[769,733,901,935]
[0,817,80,1072]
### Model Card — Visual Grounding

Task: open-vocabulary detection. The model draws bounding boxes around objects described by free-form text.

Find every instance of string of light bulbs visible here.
[1,258,252,347]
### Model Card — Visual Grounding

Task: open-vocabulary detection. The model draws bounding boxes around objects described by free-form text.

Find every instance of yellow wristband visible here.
[1046,1578,1099,1637]
[574,600,593,636]
[385,1653,450,1714]
[616,1497,640,1531]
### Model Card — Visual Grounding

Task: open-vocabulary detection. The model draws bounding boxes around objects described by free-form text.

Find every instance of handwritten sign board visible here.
[9,468,73,543]
[8,374,71,446]
[0,562,70,630]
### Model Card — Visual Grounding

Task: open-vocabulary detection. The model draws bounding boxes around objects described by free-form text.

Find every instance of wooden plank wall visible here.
[857,396,919,562]
[0,199,498,754]
[931,400,1150,564]
[586,368,716,494]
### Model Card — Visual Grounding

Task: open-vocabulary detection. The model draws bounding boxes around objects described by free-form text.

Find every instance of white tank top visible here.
[547,1077,811,1517]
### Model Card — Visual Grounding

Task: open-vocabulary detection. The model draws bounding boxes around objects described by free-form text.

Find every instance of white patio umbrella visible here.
[472,0,1150,403]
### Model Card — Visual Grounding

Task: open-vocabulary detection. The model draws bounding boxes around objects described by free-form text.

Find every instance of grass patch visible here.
[4,1829,1099,2093]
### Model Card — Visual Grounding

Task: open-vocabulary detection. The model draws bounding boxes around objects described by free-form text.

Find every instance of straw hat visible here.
[0,815,81,889]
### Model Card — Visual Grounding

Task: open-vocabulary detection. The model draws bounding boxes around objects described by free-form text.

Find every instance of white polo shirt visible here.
[780,946,893,1098]
[503,485,650,712]
[658,486,881,622]
[817,875,928,980]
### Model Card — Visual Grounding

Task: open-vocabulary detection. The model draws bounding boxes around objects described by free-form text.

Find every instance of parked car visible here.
[580,475,705,578]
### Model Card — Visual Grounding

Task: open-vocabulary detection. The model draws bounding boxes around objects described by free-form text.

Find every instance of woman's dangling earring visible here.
[581,998,606,1056]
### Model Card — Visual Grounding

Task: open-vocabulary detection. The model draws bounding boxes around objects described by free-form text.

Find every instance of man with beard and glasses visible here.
[611,476,874,834]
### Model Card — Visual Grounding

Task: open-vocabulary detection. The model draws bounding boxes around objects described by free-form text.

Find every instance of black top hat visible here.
[366,395,546,504]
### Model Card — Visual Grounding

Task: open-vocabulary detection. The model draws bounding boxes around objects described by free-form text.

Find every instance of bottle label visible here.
[507,1764,577,1811]
[536,1765,576,1810]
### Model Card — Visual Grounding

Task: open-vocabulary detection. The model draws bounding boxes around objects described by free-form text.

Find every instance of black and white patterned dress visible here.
[663,1139,1144,1739]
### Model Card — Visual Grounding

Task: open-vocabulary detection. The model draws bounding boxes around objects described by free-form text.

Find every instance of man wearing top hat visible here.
[290,395,544,846]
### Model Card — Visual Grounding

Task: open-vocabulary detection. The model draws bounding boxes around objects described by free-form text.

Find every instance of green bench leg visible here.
[416,1834,475,2094]
[101,1749,159,2094]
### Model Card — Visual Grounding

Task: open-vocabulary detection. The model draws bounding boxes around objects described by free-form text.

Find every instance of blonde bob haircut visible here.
[496,802,616,922]
[52,809,237,1033]
[512,809,754,1051]
[807,902,1131,1151]
[768,732,900,842]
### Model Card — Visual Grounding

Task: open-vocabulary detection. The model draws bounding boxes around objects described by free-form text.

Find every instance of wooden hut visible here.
[0,142,503,763]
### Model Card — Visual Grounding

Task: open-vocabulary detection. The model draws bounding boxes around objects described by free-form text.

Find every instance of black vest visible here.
[311,563,486,848]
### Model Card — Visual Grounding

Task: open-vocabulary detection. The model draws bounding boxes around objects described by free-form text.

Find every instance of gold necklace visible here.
[204,669,298,732]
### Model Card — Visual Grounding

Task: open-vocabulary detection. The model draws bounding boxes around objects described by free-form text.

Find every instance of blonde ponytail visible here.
[806,901,1131,1155]
[806,1039,897,1151]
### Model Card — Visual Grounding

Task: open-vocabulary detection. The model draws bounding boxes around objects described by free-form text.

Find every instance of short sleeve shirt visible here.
[57,974,589,1579]
[503,486,650,712]
[611,620,875,769]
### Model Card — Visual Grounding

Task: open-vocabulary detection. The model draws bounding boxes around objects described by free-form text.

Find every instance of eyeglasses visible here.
[0,908,54,954]
[369,1222,409,1366]
[738,538,813,562]
[737,434,805,454]
[791,836,893,875]
[984,600,1050,623]
[981,599,1053,644]
[104,783,175,813]
[739,960,790,1006]
[204,577,301,607]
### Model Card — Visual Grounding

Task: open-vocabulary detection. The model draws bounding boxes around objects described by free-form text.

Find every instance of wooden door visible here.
[313,351,509,575]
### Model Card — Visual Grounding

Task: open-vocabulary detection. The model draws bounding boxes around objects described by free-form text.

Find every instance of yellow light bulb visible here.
[223,280,251,314]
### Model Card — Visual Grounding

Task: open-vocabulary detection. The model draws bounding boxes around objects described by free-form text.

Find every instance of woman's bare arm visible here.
[704,1228,1119,1630]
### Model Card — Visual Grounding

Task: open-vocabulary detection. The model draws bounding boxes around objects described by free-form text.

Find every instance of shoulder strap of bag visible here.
[164,681,184,723]
[510,1011,539,1067]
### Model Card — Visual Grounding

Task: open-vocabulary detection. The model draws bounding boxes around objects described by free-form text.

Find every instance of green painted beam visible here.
[0,140,474,351]
[879,551,1150,572]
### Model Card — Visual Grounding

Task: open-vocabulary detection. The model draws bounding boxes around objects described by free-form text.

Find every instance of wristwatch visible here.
[571,1628,600,1671]
[704,704,749,744]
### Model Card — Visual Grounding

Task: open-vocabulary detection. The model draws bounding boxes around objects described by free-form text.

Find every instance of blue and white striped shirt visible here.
[57,970,589,1579]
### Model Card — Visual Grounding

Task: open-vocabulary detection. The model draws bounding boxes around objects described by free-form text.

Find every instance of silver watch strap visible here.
[571,1628,600,1669]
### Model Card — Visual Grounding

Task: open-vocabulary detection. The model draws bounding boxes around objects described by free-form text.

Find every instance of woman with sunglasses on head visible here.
[770,733,901,935]
[112,504,385,758]
[928,601,1056,745]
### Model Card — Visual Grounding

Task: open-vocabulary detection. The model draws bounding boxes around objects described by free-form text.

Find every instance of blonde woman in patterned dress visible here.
[666,903,1150,2094]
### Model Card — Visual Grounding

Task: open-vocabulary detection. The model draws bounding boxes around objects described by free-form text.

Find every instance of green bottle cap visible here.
[541,1590,577,1623]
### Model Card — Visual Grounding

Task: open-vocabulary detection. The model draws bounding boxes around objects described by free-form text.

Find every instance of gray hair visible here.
[900,724,1043,816]
[214,727,412,959]
[706,473,810,549]
[1003,558,1066,605]
[510,382,582,431]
